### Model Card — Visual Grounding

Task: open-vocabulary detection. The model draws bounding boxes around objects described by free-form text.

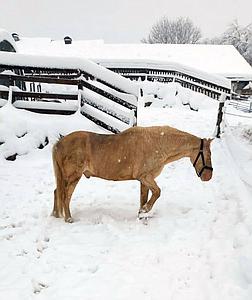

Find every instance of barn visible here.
[15,36,252,95]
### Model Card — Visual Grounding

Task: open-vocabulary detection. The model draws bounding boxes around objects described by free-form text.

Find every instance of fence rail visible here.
[100,63,231,100]
[229,98,252,113]
[0,64,138,133]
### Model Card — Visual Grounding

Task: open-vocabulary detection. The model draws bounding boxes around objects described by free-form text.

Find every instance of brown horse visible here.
[52,126,213,222]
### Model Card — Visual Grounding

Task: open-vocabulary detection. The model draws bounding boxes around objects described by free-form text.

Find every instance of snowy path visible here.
[1,106,252,300]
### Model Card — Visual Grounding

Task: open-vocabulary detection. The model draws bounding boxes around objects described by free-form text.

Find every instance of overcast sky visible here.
[0,0,251,43]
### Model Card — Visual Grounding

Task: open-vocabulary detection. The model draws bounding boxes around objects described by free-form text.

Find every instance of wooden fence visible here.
[229,98,252,113]
[0,64,138,133]
[108,67,231,100]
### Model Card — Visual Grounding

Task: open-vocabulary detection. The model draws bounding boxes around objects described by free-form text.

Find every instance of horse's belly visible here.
[87,160,134,181]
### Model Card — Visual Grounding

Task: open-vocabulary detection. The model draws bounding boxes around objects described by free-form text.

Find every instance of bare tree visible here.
[247,39,252,66]
[221,21,252,65]
[202,20,252,66]
[142,17,202,44]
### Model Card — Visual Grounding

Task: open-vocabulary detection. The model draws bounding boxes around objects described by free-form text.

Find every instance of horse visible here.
[52,126,213,223]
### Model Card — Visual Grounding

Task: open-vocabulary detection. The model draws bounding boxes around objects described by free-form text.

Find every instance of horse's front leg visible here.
[138,182,149,219]
[138,176,161,217]
[140,182,149,210]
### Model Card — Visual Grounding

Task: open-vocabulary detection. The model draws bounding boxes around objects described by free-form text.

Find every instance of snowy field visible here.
[1,93,252,300]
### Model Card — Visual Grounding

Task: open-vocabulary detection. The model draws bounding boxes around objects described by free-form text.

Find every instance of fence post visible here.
[77,81,83,113]
[135,88,145,126]
[37,84,42,93]
[7,86,13,105]
[129,109,137,127]
[135,88,143,125]
[215,93,226,138]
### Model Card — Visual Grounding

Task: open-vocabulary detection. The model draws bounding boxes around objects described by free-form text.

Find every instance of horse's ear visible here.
[207,138,214,145]
[206,138,214,145]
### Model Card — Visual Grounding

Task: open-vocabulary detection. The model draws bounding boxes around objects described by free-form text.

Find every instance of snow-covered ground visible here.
[1,91,252,300]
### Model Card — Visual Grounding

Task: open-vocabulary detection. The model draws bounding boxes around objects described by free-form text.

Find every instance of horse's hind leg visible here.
[52,182,64,218]
[63,174,82,223]
[52,147,64,219]
[52,189,60,218]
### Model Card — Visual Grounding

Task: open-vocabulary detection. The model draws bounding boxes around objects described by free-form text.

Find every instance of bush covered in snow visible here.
[140,81,218,111]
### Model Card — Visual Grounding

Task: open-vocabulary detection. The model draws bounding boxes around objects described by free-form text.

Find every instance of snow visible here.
[81,103,131,132]
[97,59,231,89]
[0,84,9,91]
[0,52,139,97]
[0,70,17,76]
[141,81,219,111]
[222,105,252,187]
[88,79,138,107]
[80,89,134,124]
[16,38,252,80]
[13,100,78,112]
[1,87,252,300]
[0,103,105,160]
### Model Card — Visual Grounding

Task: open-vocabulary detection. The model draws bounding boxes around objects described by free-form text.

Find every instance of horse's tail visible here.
[52,143,65,217]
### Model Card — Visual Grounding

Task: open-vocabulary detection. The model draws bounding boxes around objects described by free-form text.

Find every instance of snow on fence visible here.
[229,98,252,113]
[0,52,139,96]
[215,94,226,138]
[0,53,138,133]
[214,92,252,140]
[97,60,232,100]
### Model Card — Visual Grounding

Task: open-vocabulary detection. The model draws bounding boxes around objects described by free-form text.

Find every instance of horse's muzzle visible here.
[201,169,213,181]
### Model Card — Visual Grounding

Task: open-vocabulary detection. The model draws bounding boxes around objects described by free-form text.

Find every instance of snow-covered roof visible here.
[0,28,17,52]
[16,37,252,81]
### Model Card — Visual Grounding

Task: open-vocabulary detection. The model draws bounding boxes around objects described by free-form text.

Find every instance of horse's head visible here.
[190,138,213,181]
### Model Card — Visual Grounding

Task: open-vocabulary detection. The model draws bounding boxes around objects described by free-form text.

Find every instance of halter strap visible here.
[193,139,213,177]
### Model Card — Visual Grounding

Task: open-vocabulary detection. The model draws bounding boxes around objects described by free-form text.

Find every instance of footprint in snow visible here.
[88,265,99,274]
[32,280,48,294]
[180,207,192,214]
[36,236,50,253]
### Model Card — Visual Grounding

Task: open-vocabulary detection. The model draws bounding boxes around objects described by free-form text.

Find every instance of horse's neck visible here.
[161,132,200,162]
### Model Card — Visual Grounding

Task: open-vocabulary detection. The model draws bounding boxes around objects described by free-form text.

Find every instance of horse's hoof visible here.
[137,212,150,225]
[51,211,60,218]
[65,217,74,223]
[138,210,150,220]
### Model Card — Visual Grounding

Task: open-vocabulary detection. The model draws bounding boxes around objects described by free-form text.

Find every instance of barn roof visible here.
[15,37,252,81]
